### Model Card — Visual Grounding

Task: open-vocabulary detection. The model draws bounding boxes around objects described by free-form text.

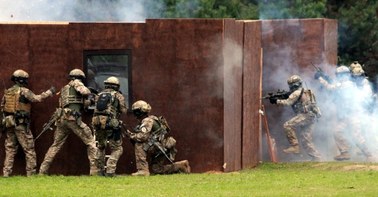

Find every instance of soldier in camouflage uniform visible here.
[127,100,190,176]
[92,76,127,177]
[1,69,55,177]
[39,69,98,175]
[269,75,322,161]
[315,65,373,161]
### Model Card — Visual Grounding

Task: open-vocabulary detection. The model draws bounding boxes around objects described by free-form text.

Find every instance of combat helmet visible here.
[11,69,29,85]
[132,100,151,118]
[351,66,365,77]
[69,69,86,80]
[104,76,120,91]
[349,61,362,71]
[335,65,350,80]
[287,75,302,91]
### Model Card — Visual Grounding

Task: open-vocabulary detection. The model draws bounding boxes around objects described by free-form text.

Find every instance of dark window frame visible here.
[83,49,132,109]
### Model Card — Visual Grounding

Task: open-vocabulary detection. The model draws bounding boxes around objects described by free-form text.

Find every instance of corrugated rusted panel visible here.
[323,19,338,65]
[140,19,225,172]
[242,20,262,168]
[28,24,70,175]
[223,19,243,172]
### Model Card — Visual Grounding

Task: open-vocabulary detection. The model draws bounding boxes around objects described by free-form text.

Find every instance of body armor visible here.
[60,84,84,109]
[292,88,320,116]
[3,86,31,114]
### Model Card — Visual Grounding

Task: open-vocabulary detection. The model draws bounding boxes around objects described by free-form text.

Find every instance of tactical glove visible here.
[49,86,56,95]
[269,97,277,104]
[314,71,323,80]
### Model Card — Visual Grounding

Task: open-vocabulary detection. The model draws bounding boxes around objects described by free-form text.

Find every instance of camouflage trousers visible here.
[3,124,37,177]
[134,142,185,174]
[283,113,321,158]
[95,129,123,174]
[334,117,371,156]
[39,119,97,175]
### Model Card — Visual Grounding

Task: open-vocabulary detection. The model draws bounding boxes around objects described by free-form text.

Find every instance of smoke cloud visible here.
[0,0,161,22]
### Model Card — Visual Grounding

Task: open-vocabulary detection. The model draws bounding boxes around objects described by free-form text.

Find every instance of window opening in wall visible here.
[83,50,131,107]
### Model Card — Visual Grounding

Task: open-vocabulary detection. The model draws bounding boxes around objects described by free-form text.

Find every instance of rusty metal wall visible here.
[242,20,263,169]
[0,18,336,175]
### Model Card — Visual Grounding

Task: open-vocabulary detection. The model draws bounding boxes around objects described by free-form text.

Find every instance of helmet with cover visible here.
[104,76,120,91]
[287,75,302,91]
[69,69,86,81]
[131,100,151,118]
[351,66,365,77]
[335,65,350,79]
[11,69,29,85]
[349,61,362,71]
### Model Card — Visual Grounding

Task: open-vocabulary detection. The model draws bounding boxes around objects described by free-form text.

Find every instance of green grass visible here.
[1,162,378,197]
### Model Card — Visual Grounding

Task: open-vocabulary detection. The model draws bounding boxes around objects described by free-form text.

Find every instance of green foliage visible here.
[327,1,378,68]
[1,162,378,196]
[145,0,377,74]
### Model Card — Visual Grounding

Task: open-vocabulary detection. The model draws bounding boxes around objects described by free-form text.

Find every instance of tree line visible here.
[144,0,377,74]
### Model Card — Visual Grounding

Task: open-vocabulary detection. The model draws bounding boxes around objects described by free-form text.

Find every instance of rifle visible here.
[262,89,291,100]
[311,62,332,83]
[34,108,62,141]
[148,134,174,164]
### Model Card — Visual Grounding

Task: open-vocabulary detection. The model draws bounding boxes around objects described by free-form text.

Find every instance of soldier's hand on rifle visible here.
[269,97,278,104]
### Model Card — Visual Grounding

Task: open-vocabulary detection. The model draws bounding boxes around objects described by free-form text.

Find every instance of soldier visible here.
[315,65,373,161]
[39,69,98,175]
[127,100,190,176]
[1,69,55,177]
[269,75,322,161]
[91,76,127,177]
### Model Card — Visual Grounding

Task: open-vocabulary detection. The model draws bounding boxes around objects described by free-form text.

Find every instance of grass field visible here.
[1,162,377,197]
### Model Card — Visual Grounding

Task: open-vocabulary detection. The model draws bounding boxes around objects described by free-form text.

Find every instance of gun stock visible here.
[34,108,61,141]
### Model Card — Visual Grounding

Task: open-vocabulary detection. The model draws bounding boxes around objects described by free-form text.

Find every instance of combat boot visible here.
[26,171,37,177]
[176,160,191,174]
[283,145,300,154]
[3,172,9,178]
[131,170,150,176]
[334,152,350,161]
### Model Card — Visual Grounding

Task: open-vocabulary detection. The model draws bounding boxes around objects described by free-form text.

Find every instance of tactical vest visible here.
[150,115,170,139]
[60,84,83,110]
[94,90,119,117]
[3,85,31,114]
[292,88,320,116]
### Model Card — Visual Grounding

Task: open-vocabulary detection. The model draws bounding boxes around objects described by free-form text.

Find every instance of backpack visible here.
[96,92,114,111]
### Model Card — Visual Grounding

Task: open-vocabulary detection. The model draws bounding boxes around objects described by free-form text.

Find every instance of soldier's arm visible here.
[21,87,53,103]
[116,93,127,114]
[72,79,91,96]
[129,118,153,142]
[318,77,338,90]
[277,89,301,106]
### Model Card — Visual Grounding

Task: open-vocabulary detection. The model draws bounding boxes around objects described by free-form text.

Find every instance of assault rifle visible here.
[34,108,62,141]
[124,124,174,164]
[311,62,332,83]
[262,89,291,100]
[147,134,174,164]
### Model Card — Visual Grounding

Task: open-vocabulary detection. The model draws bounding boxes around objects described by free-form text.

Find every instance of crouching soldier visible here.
[1,69,55,177]
[127,100,190,176]
[92,76,127,177]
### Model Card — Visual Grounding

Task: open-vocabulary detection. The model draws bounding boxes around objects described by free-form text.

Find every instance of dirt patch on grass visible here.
[312,163,378,171]
[342,165,378,171]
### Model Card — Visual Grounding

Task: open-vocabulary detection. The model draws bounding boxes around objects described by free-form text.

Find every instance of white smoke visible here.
[0,0,159,22]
